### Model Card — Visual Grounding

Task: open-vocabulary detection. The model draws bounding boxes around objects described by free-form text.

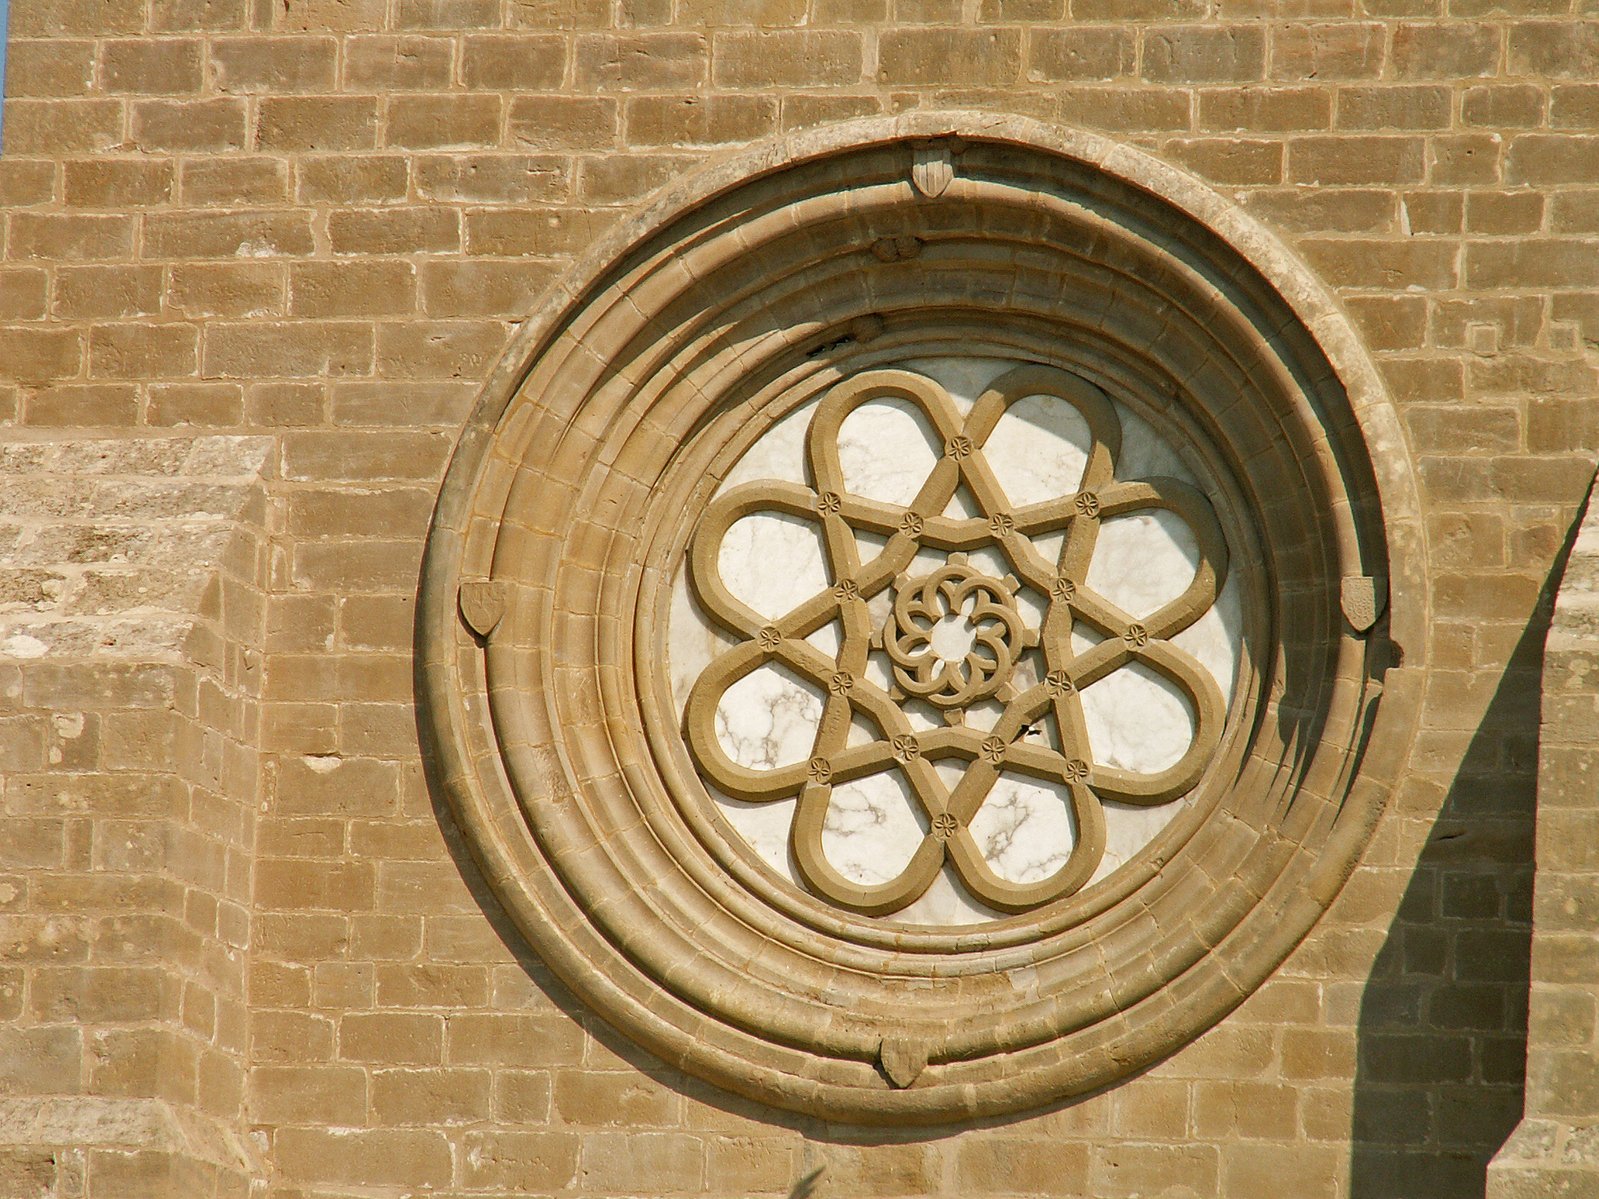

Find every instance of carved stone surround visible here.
[419,115,1427,1123]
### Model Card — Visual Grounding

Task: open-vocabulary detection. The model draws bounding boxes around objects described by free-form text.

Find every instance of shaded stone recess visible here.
[0,1,1594,1197]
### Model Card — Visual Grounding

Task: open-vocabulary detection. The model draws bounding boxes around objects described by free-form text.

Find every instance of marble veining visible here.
[670,356,1243,924]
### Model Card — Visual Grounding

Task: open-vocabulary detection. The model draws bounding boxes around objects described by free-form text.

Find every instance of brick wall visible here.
[1,6,1596,1198]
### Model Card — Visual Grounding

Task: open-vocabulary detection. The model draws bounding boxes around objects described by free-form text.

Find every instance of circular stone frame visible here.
[418,114,1428,1125]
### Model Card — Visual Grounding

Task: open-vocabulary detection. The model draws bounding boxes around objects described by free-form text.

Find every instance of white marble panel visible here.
[821,771,926,885]
[1079,660,1193,775]
[714,664,823,770]
[984,394,1091,507]
[838,399,941,507]
[718,512,829,622]
[967,775,1076,885]
[1087,510,1199,619]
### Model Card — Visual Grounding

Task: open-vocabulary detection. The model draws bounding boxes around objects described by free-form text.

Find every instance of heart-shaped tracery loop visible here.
[682,366,1233,917]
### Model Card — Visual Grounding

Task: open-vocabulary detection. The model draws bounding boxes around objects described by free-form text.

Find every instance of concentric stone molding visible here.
[418,114,1429,1124]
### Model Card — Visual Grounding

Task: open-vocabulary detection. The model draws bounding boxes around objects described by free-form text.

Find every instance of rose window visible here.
[674,361,1237,921]
[422,123,1416,1121]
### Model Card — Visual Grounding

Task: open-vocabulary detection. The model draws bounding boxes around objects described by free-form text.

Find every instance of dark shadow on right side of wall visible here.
[1349,530,1583,1199]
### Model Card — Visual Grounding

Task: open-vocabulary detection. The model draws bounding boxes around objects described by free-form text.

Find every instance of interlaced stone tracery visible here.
[685,365,1231,916]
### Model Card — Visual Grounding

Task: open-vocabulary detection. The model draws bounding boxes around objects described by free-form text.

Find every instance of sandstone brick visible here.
[328,207,462,255]
[179,157,289,206]
[330,381,476,426]
[131,99,247,152]
[374,321,506,380]
[53,266,163,320]
[1463,83,1545,128]
[1199,85,1330,131]
[146,210,314,259]
[266,0,361,29]
[1466,190,1543,235]
[272,1128,451,1188]
[257,96,379,152]
[419,260,558,317]
[780,93,882,129]
[580,1132,702,1191]
[463,208,609,256]
[168,263,286,317]
[148,383,244,426]
[1246,189,1397,235]
[713,31,861,87]
[3,99,122,154]
[625,94,777,146]
[1092,1143,1219,1198]
[576,154,696,204]
[101,39,204,93]
[1551,83,1599,130]
[1144,25,1265,83]
[1163,138,1283,185]
[877,29,1021,86]
[344,35,455,88]
[1506,135,1599,185]
[674,0,804,21]
[0,161,60,209]
[64,160,173,211]
[1507,20,1599,77]
[290,261,418,318]
[0,269,49,321]
[386,94,503,151]
[1290,136,1427,185]
[1223,1143,1340,1199]
[1022,27,1133,82]
[953,1137,1090,1189]
[0,1027,82,1095]
[340,1012,443,1064]
[1405,185,1464,234]
[414,154,569,204]
[5,40,96,97]
[1271,23,1385,80]
[1299,238,1459,289]
[30,965,167,1022]
[576,32,708,90]
[10,213,134,261]
[297,156,410,205]
[247,380,325,426]
[11,0,143,35]
[204,322,374,378]
[211,36,338,92]
[508,96,618,150]
[397,0,500,26]
[554,1070,678,1127]
[88,324,199,379]
[372,1067,492,1124]
[1337,85,1452,130]
[23,384,138,425]
[1392,22,1501,77]
[461,1131,580,1190]
[151,0,249,30]
[1432,133,1504,184]
[375,963,488,1007]
[0,328,84,384]
[282,430,451,481]
[1466,241,1599,289]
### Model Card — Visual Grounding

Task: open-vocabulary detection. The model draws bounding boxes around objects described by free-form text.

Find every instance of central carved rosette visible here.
[881,557,1032,711]
[682,365,1231,917]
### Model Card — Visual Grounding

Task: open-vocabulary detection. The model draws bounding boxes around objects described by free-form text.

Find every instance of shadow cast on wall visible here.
[1350,538,1579,1198]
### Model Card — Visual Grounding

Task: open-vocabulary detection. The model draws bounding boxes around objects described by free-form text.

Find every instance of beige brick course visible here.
[0,1,1592,1193]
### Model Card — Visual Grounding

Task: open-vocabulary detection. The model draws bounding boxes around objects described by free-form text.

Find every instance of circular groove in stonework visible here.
[419,115,1428,1124]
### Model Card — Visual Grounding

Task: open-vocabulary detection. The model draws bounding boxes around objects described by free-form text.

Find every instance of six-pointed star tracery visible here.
[685,366,1230,916]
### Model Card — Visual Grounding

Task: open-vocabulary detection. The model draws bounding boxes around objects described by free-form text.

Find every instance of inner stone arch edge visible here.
[416,114,1429,1124]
